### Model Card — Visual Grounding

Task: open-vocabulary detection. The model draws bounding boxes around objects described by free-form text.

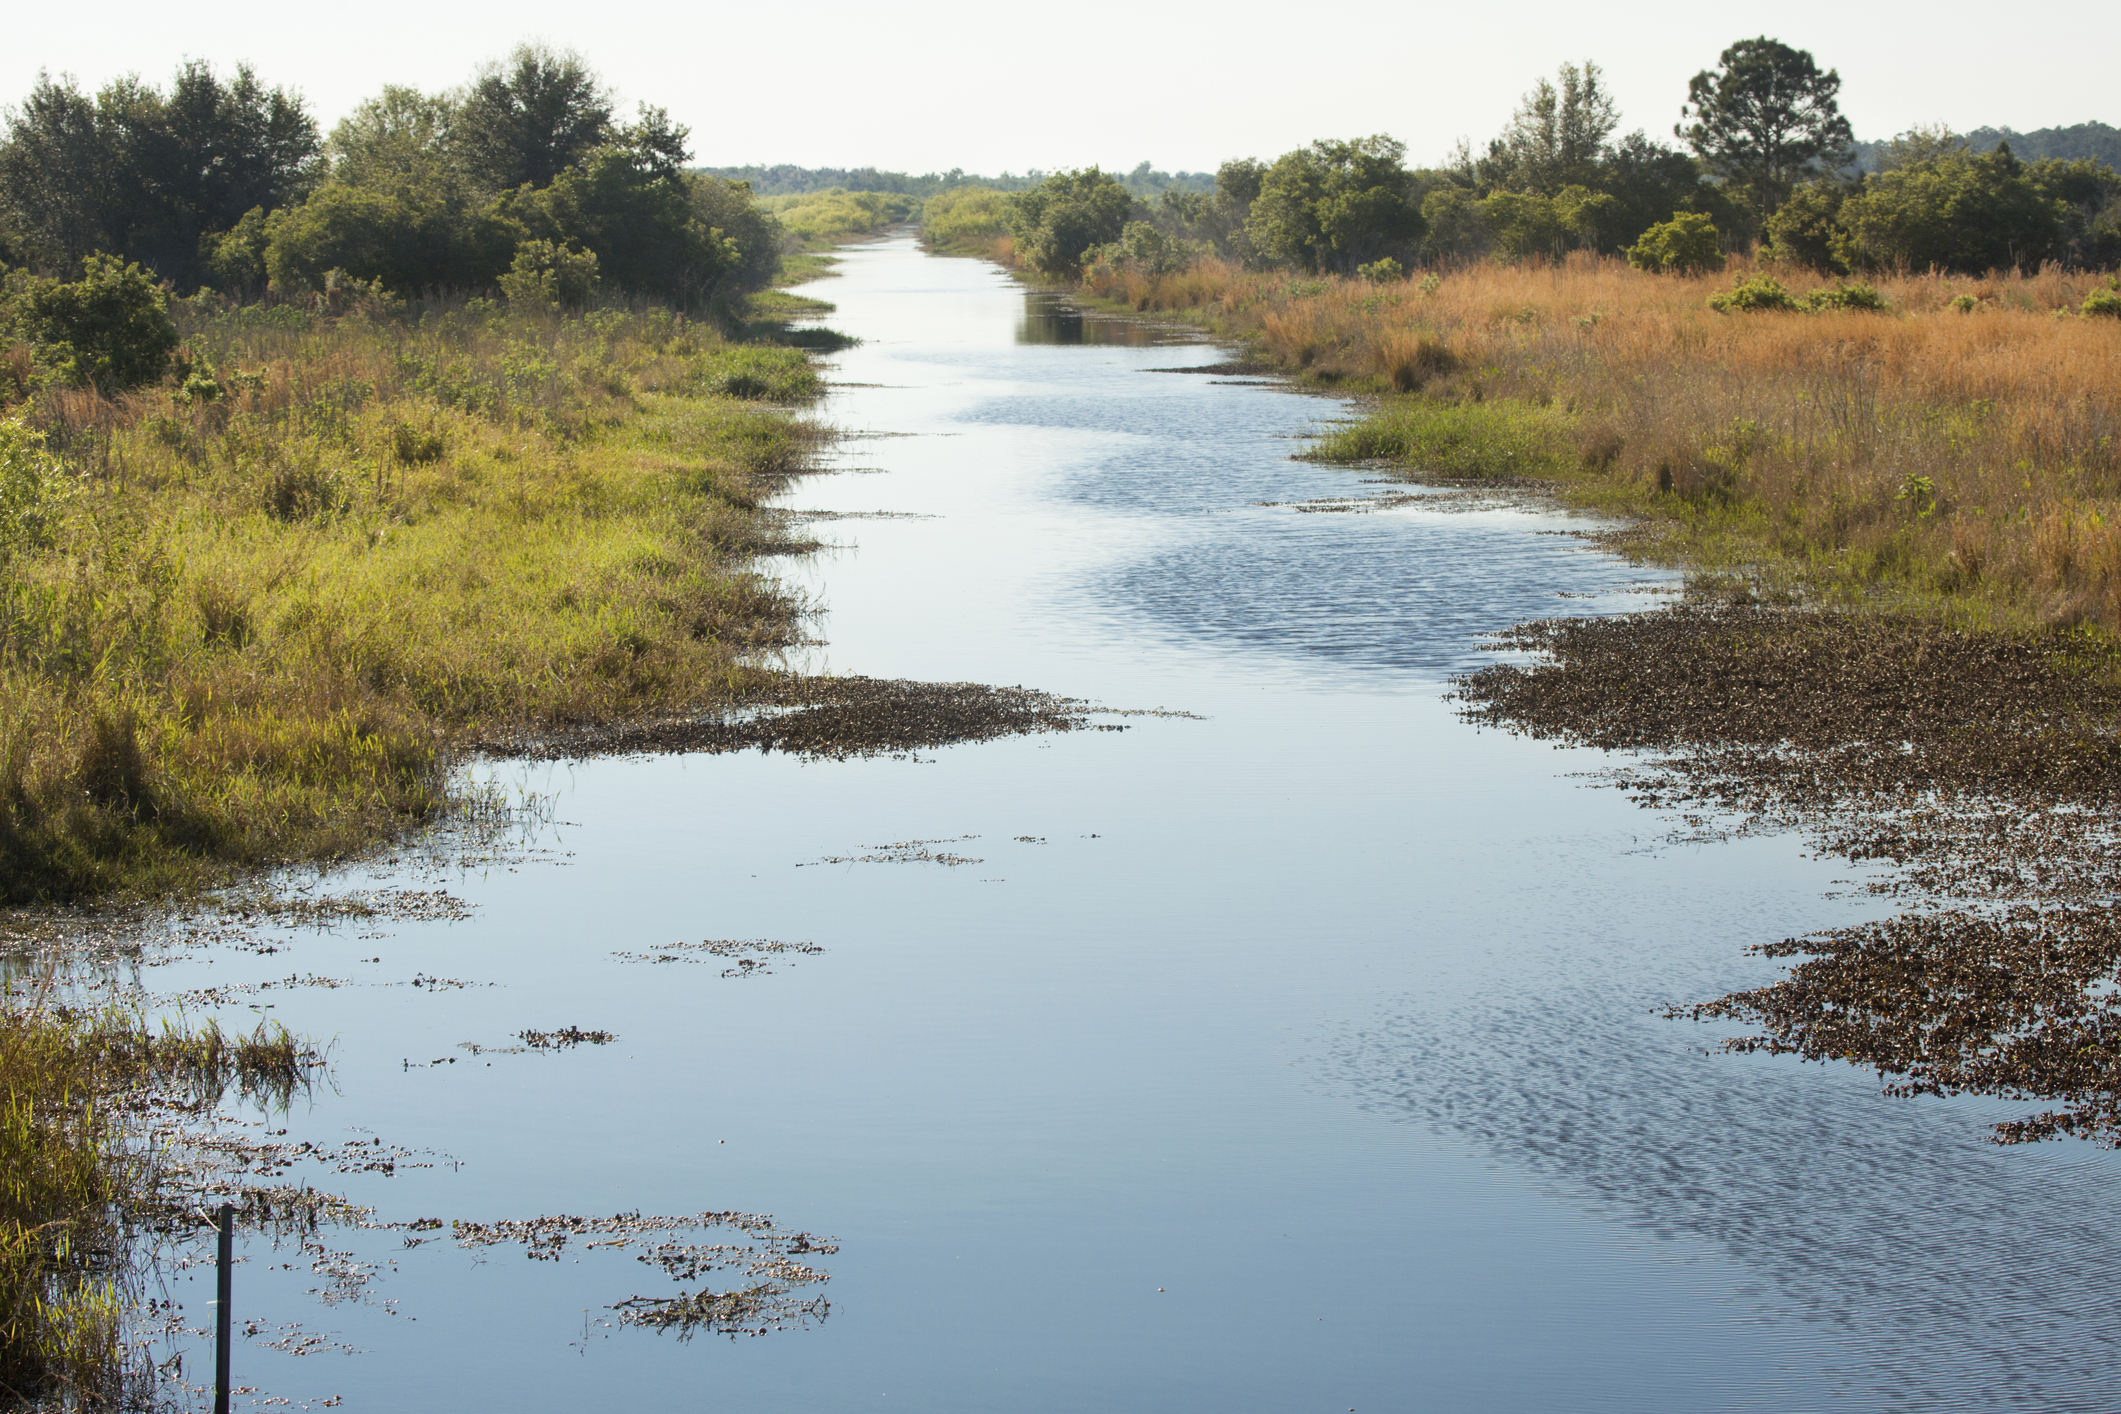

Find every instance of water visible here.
[152,237,2121,1412]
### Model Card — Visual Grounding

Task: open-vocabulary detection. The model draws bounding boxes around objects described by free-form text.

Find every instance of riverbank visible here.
[1,296,838,907]
[935,229,2121,1147]
[1048,252,2121,635]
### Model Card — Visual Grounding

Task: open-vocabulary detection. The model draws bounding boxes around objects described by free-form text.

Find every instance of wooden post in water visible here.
[214,1203,233,1414]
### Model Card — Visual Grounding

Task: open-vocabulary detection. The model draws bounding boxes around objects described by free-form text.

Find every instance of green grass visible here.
[760,189,920,244]
[1303,397,1575,478]
[0,296,830,904]
[0,996,318,1403]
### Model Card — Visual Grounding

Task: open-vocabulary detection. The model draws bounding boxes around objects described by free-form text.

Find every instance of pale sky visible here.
[7,0,2113,175]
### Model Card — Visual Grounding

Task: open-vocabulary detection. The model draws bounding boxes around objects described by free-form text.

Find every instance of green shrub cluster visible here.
[0,47,785,313]
[1706,276,1888,313]
[1765,137,2121,274]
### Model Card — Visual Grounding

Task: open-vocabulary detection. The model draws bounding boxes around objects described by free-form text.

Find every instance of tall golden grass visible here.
[1080,252,2121,631]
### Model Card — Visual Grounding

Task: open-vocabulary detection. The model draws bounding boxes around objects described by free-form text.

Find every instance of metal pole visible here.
[215,1203,233,1414]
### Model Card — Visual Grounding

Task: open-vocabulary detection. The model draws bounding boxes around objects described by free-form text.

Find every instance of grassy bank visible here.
[0,988,317,1403]
[1062,252,2121,633]
[0,295,828,905]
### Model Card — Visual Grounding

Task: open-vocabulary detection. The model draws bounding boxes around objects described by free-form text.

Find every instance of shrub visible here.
[2084,288,2121,319]
[1357,257,1404,283]
[1626,212,1724,274]
[0,415,68,560]
[1806,282,1887,312]
[497,239,600,309]
[1245,136,1425,276]
[1950,293,1979,313]
[1089,221,1207,277]
[1011,169,1134,278]
[1708,275,1801,312]
[24,255,178,391]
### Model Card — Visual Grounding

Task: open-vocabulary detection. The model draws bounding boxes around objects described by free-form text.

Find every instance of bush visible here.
[1950,293,1979,313]
[1245,136,1425,276]
[24,255,178,391]
[2084,288,2121,319]
[1011,169,1134,277]
[1357,257,1404,283]
[1626,212,1724,274]
[0,414,68,560]
[1806,282,1887,312]
[1089,221,1207,277]
[1708,275,1801,312]
[497,239,600,309]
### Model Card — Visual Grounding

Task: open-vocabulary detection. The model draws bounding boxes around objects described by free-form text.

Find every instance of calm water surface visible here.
[155,237,2121,1412]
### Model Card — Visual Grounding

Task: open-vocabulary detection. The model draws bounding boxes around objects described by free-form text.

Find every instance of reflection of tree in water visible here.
[1015,293,1172,347]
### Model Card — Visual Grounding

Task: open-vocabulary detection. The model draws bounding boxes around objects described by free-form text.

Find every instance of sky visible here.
[7,0,2115,175]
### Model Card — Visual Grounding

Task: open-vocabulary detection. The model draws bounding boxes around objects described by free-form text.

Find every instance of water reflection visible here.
[1014,291,1179,346]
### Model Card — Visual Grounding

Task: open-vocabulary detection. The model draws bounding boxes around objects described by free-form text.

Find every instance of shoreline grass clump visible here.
[0,292,833,905]
[0,988,319,1404]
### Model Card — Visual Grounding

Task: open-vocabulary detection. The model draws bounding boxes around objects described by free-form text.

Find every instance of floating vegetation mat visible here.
[485,675,1097,762]
[1453,605,2121,1146]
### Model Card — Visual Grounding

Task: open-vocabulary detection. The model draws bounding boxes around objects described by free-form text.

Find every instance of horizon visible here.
[8,0,2113,177]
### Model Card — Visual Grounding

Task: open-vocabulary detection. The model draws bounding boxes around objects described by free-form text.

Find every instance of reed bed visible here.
[0,297,827,902]
[1079,253,2121,631]
[0,979,319,1404]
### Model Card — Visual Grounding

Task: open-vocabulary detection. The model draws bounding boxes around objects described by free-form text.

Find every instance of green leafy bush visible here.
[1357,257,1404,283]
[1806,282,1887,311]
[24,256,179,390]
[0,414,69,560]
[1011,169,1134,277]
[1707,275,1801,312]
[1950,293,1979,313]
[498,238,600,309]
[2084,288,2121,319]
[1245,136,1425,276]
[1089,221,1208,277]
[1626,212,1724,274]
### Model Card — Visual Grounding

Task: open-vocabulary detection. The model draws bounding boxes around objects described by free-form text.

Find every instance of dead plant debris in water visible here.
[1452,604,2121,1145]
[801,836,983,868]
[516,1027,617,1050]
[484,676,1095,762]
[611,938,823,974]
[451,1211,834,1339]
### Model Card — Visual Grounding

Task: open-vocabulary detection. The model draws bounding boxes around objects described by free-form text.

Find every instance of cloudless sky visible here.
[7,0,2113,175]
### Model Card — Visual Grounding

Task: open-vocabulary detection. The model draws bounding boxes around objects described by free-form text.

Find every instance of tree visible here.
[1761,179,1852,271]
[0,62,317,285]
[1626,213,1724,274]
[455,44,613,193]
[1679,38,1854,216]
[1245,136,1425,275]
[325,85,464,193]
[1482,61,1619,195]
[1837,144,2064,273]
[24,254,178,390]
[0,74,122,269]
[1597,131,1730,251]
[1010,169,1134,277]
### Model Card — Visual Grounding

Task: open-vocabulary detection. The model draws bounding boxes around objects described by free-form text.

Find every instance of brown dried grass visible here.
[1081,252,2121,631]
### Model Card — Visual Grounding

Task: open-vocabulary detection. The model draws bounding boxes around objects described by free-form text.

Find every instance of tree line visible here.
[1002,38,2121,281]
[0,45,783,310]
